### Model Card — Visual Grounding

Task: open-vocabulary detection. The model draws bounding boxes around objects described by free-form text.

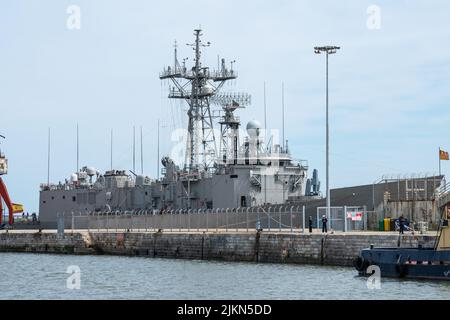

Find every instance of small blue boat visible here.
[355,184,450,280]
[355,246,450,280]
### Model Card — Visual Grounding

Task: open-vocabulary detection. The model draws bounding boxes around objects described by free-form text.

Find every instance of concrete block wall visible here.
[0,232,93,254]
[0,231,437,267]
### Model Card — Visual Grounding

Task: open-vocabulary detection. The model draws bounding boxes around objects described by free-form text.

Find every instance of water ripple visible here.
[0,253,449,299]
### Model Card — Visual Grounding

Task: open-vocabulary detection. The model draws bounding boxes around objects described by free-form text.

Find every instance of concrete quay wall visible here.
[0,231,436,267]
[0,231,94,254]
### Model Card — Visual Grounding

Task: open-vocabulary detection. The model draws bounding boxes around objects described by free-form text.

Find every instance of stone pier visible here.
[0,230,437,267]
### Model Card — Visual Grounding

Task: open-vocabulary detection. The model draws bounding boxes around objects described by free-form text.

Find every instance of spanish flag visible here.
[440,149,449,161]
[12,203,24,213]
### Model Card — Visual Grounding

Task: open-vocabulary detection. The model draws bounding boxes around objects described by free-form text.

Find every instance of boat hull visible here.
[355,247,450,280]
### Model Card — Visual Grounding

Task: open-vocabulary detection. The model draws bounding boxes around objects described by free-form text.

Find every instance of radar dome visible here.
[201,84,214,96]
[85,167,97,176]
[246,119,262,136]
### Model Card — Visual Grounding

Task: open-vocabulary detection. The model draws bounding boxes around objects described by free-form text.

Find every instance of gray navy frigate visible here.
[38,29,321,227]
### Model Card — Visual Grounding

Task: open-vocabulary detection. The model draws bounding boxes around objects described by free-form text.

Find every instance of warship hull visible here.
[37,28,317,228]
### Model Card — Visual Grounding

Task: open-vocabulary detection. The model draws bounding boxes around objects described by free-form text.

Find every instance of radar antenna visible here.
[160,29,237,173]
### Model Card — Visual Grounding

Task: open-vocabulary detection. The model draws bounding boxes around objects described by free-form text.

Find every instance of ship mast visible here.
[160,29,237,173]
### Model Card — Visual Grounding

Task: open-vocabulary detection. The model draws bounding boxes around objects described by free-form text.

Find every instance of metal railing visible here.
[59,206,307,233]
[436,180,450,208]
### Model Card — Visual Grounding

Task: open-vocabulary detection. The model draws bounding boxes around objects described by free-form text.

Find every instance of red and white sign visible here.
[346,211,363,221]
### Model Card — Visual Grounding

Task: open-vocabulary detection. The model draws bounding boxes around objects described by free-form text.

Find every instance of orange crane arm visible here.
[0,177,14,225]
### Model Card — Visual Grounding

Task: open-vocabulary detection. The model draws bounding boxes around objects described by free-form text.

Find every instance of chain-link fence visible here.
[316,206,367,232]
[59,206,308,233]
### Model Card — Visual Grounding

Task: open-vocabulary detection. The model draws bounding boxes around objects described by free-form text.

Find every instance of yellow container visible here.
[384,218,390,231]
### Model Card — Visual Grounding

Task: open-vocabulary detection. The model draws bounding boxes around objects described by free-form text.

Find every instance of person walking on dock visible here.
[322,215,328,233]
[308,216,313,233]
[399,215,405,234]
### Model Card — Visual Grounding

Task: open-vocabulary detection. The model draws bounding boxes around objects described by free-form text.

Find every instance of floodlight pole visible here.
[314,46,340,227]
[326,51,330,226]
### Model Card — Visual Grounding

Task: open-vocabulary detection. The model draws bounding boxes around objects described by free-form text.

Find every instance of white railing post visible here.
[226,208,229,232]
[236,208,239,232]
[344,205,348,232]
[188,209,191,232]
[317,209,320,232]
[268,207,272,231]
[151,210,154,232]
[145,211,148,232]
[216,209,220,232]
[279,206,283,231]
[257,208,261,231]
[302,206,305,233]
[364,205,368,231]
[246,208,250,232]
[129,212,132,232]
[289,206,293,233]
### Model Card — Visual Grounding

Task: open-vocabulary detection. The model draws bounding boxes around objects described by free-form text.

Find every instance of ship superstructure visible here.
[38,29,314,228]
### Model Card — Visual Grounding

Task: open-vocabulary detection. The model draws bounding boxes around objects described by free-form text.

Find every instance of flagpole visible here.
[439,147,441,177]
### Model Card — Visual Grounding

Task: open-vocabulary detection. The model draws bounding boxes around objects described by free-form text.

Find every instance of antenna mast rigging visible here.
[160,29,237,173]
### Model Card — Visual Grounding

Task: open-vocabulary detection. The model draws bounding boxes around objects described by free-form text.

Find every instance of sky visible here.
[0,0,449,213]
